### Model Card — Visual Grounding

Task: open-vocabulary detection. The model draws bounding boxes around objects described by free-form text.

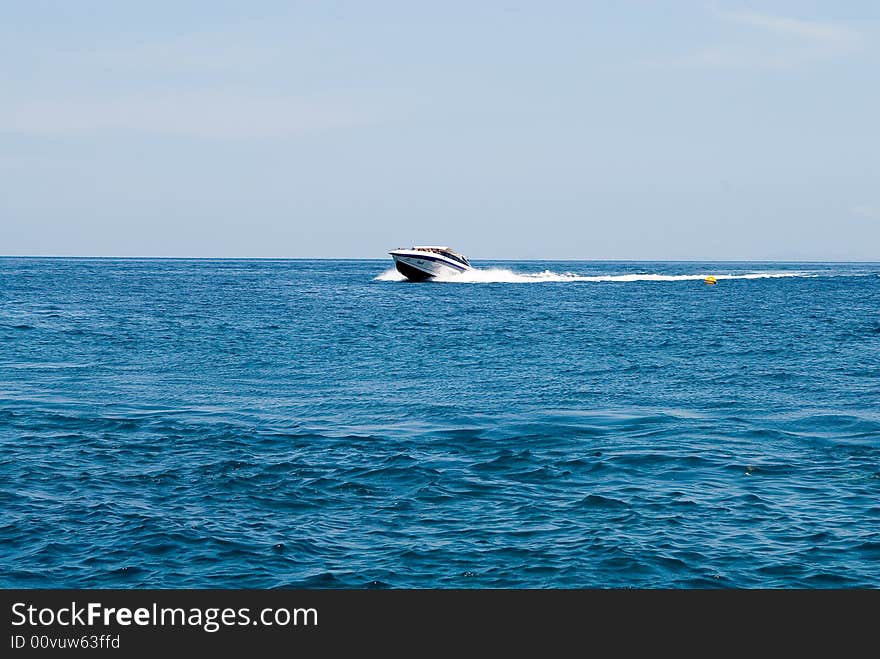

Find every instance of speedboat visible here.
[389,246,472,281]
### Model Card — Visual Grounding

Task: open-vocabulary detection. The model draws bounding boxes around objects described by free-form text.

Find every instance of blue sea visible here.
[1,257,878,588]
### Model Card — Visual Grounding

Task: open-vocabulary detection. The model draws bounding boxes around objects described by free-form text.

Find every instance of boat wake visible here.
[375,268,408,281]
[375,267,813,283]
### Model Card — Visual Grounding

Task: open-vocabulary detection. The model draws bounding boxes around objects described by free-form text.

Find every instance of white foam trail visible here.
[375,265,817,284]
[437,268,579,283]
[374,267,406,281]
[431,268,812,284]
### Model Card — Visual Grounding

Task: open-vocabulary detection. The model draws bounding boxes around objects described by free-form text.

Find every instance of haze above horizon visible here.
[2,1,878,260]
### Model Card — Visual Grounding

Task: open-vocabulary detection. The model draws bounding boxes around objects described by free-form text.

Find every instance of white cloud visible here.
[716,9,861,47]
[851,205,880,219]
[651,7,863,70]
[0,92,385,139]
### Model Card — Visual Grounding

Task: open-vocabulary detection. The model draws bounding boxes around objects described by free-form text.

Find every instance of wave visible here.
[375,268,407,281]
[375,267,813,284]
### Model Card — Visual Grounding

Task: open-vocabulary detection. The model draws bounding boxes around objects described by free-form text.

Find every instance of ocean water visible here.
[1,257,878,588]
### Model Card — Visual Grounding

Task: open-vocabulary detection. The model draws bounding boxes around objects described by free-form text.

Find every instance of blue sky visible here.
[1,1,878,259]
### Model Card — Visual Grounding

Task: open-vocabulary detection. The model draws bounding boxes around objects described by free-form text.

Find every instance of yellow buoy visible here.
[704,276,717,285]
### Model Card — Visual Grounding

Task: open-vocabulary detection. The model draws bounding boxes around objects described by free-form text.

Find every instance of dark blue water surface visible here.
[1,258,878,588]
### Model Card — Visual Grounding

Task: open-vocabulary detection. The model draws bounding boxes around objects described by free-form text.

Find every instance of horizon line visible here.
[1,255,879,264]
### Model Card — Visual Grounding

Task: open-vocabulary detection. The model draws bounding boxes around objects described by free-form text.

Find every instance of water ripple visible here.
[1,258,878,587]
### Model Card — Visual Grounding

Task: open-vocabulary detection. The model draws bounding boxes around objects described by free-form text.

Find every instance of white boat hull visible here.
[389,250,471,281]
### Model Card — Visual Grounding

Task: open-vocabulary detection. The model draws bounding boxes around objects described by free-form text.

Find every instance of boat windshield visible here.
[413,246,469,266]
